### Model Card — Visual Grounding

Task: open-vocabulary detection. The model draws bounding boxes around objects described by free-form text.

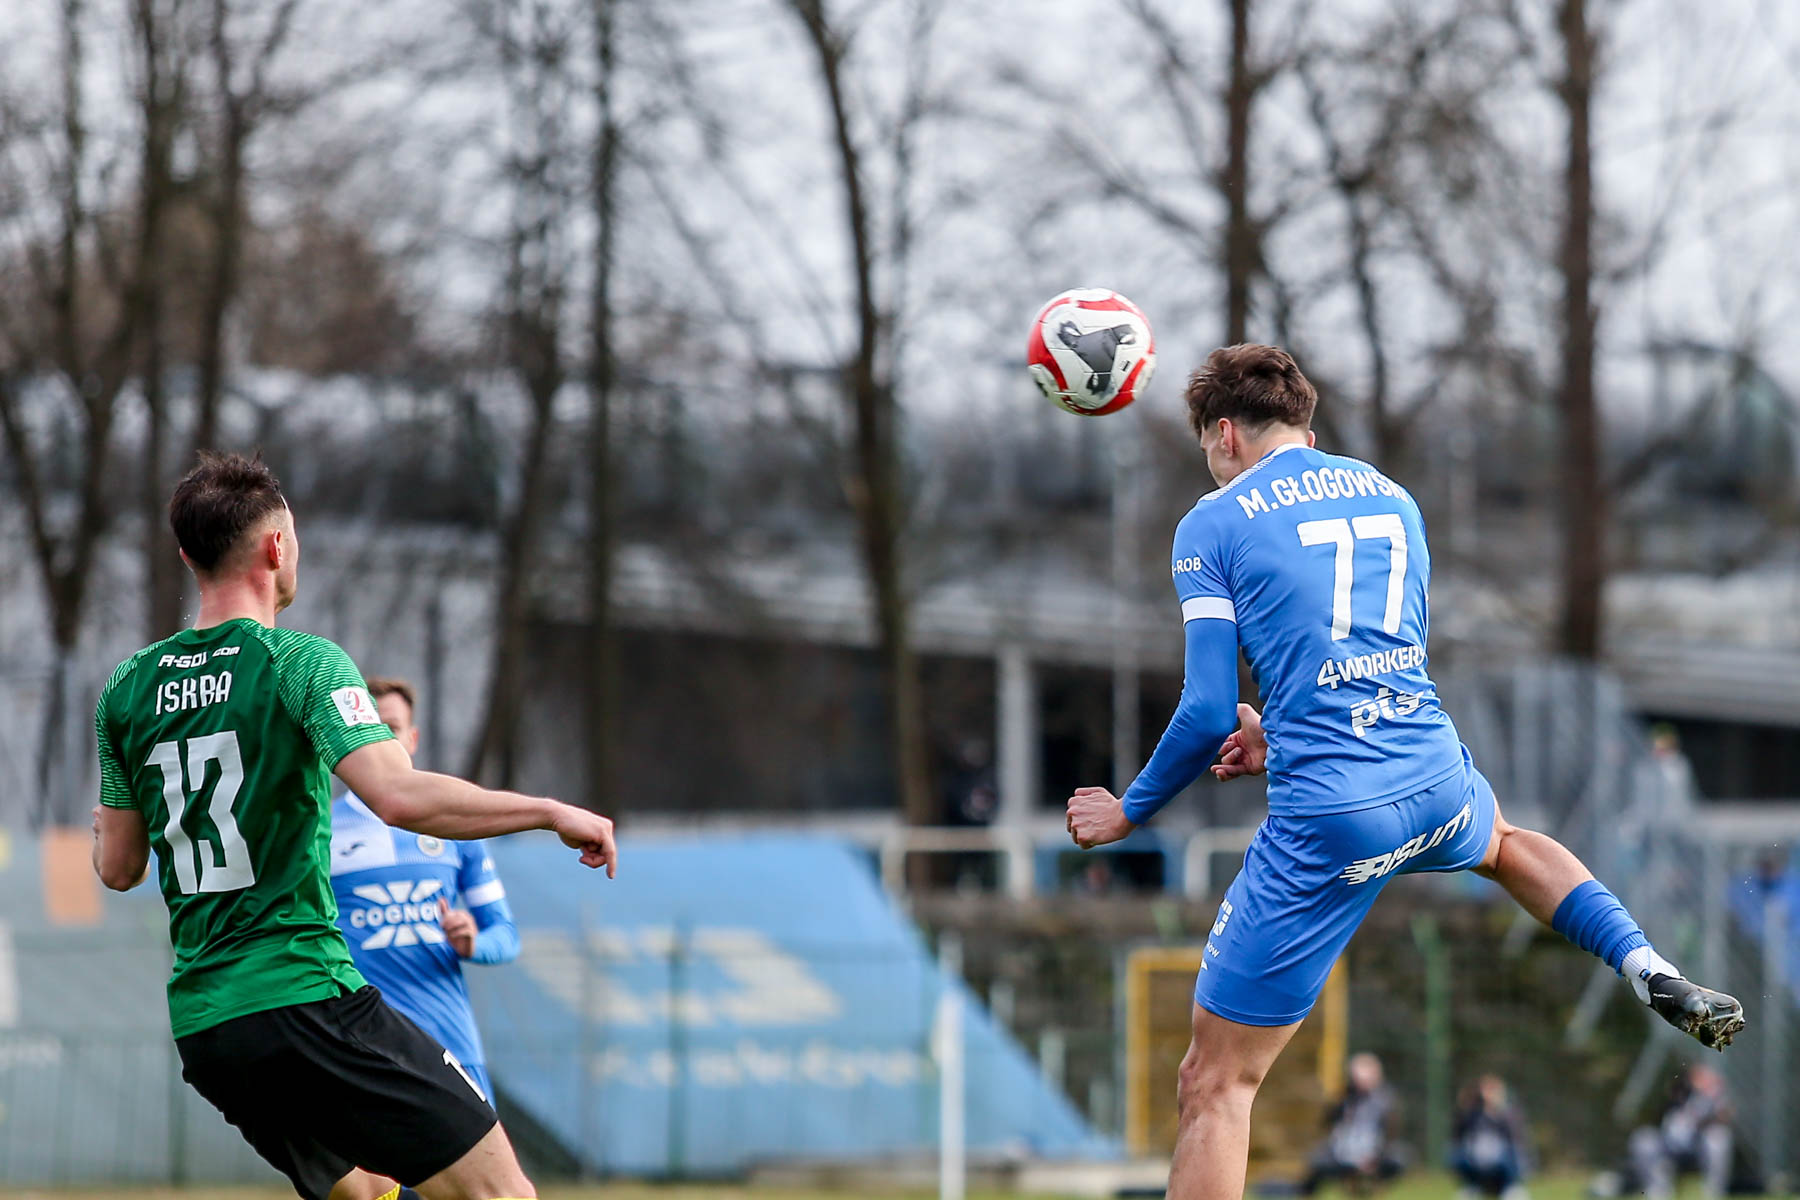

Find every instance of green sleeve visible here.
[270,632,395,769]
[95,686,136,810]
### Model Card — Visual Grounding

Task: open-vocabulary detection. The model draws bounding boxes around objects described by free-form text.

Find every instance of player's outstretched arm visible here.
[335,740,617,876]
[1066,617,1239,848]
[1119,617,1240,822]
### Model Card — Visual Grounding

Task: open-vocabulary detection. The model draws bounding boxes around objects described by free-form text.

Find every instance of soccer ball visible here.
[1026,288,1156,416]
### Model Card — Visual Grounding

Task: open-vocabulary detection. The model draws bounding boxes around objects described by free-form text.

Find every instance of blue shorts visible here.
[1195,746,1498,1026]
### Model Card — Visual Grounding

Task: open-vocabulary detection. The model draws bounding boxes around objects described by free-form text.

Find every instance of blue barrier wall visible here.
[471,833,1115,1174]
[0,828,1112,1182]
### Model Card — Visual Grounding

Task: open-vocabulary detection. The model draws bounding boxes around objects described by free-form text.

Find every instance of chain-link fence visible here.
[0,863,1111,1186]
[1382,662,1792,1180]
[4,656,1797,1185]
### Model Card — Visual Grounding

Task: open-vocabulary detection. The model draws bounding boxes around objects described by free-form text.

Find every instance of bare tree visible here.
[135,0,195,638]
[786,0,937,826]
[191,0,303,455]
[1221,0,1258,345]
[1046,0,1288,349]
[584,0,621,815]
[1553,0,1602,658]
[464,0,578,786]
[0,0,168,822]
[1287,3,1536,472]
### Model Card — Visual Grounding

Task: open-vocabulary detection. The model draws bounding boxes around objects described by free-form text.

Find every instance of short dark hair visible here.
[365,676,417,715]
[1184,343,1318,439]
[168,451,288,572]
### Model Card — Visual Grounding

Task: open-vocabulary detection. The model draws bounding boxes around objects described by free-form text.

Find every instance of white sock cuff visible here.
[1621,945,1680,981]
[1621,945,1681,1004]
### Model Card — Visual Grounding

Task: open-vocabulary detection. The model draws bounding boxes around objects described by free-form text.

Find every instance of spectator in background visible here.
[1644,724,1697,815]
[1451,1075,1530,1199]
[1628,1064,1734,1200]
[1728,845,1800,1007]
[1300,1052,1407,1195]
[942,736,998,826]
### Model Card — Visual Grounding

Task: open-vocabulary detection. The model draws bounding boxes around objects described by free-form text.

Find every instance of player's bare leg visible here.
[1476,803,1744,1049]
[1472,805,1593,923]
[330,1169,401,1200]
[413,1123,536,1200]
[1166,1005,1300,1200]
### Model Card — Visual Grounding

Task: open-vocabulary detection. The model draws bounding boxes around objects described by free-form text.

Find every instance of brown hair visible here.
[365,676,417,716]
[168,451,288,572]
[1183,343,1318,439]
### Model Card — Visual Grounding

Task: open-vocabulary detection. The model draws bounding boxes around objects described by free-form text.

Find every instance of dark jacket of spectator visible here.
[1451,1076,1529,1197]
[1301,1053,1407,1195]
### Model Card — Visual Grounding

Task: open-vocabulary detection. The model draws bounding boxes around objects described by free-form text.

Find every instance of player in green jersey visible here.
[91,452,616,1200]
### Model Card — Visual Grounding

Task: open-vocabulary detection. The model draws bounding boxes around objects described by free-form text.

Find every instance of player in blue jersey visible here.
[1065,345,1743,1200]
[331,678,519,1103]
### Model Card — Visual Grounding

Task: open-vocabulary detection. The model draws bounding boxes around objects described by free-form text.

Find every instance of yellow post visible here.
[1123,948,1349,1161]
[1316,962,1348,1099]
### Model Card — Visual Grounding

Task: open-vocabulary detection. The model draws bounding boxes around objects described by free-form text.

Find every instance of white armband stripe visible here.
[463,880,507,907]
[1181,596,1237,623]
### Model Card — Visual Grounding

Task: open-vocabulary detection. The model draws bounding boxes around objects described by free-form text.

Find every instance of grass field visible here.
[0,1174,1617,1200]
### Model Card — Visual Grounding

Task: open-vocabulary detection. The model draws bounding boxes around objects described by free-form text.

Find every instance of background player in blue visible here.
[1065,344,1744,1200]
[331,677,519,1102]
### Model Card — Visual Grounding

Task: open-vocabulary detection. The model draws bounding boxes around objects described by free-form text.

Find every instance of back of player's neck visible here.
[193,579,276,631]
[1247,430,1309,462]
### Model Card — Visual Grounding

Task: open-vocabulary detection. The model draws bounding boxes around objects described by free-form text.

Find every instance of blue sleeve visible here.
[1169,506,1234,608]
[1121,616,1240,825]
[457,843,520,965]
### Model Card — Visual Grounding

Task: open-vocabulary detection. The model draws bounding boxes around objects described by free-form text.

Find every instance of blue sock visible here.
[1551,880,1649,973]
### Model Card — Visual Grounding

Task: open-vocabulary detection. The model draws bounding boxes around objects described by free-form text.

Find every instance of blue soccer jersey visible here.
[1116,440,1497,1025]
[329,794,519,1094]
[1130,442,1463,819]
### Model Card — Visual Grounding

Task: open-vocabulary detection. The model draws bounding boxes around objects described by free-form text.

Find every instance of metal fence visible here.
[4,656,1799,1184]
[1436,658,1800,1181]
[0,930,1104,1186]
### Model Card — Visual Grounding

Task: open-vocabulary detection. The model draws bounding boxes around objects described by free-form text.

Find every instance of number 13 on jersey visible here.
[1296,514,1407,641]
[146,730,256,895]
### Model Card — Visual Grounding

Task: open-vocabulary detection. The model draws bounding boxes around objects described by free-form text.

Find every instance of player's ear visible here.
[1306,429,1317,448]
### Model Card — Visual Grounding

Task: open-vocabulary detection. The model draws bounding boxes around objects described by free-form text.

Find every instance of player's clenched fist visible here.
[1066,787,1136,849]
[1212,703,1268,781]
[437,898,479,958]
[552,806,618,876]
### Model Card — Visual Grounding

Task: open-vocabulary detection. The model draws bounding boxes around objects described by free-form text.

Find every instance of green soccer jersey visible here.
[95,618,394,1038]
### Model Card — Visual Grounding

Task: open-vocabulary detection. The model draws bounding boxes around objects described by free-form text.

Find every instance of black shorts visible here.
[176,985,497,1200]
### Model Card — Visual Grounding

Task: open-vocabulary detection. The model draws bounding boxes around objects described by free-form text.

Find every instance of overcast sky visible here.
[5,0,1800,433]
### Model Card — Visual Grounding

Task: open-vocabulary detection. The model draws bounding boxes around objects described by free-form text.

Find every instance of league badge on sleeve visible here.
[331,686,383,727]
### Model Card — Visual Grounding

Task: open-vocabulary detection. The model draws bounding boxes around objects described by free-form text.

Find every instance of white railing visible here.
[621,811,1260,900]
[876,825,1040,899]
[1180,826,1258,899]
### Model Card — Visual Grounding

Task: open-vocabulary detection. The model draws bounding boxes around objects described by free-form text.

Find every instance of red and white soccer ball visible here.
[1026,288,1156,416]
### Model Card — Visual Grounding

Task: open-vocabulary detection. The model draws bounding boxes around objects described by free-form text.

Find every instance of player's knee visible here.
[414,1125,536,1200]
[1175,1049,1264,1120]
[415,1175,535,1200]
